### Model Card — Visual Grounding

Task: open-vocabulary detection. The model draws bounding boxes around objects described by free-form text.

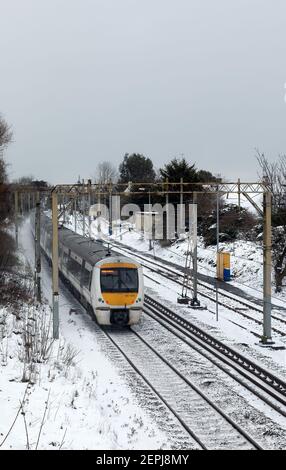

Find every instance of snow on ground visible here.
[223,192,263,215]
[63,211,285,304]
[0,219,170,450]
[114,228,284,304]
[66,214,285,368]
[35,211,286,434]
[0,212,281,449]
[59,212,286,373]
[63,212,285,304]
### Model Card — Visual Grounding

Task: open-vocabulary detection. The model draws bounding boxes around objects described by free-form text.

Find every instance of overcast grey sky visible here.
[1,0,286,183]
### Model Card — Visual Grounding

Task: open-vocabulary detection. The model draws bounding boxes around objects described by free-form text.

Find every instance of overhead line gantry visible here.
[8,179,272,344]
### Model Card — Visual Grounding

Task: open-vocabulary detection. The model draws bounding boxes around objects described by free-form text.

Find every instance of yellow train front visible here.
[92,257,144,325]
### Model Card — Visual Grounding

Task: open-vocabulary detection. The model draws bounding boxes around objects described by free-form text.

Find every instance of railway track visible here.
[144,295,286,416]
[102,325,264,450]
[34,222,286,449]
[107,240,286,337]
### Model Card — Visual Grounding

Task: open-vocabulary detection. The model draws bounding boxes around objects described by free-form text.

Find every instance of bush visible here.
[201,204,258,246]
[0,230,19,272]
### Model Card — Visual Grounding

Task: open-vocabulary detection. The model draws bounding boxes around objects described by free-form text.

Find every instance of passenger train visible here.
[34,214,144,325]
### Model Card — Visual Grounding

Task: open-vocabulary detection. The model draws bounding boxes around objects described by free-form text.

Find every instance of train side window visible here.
[67,255,82,281]
[81,267,91,290]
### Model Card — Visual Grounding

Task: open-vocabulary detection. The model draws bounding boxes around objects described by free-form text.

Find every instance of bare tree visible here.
[0,115,12,156]
[0,115,13,225]
[94,161,118,185]
[0,158,7,185]
[13,175,34,185]
[256,151,286,292]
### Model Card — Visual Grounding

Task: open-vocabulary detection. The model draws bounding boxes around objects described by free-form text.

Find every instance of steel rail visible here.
[143,303,286,417]
[101,327,206,450]
[131,328,263,450]
[107,240,286,333]
[144,295,286,404]
[102,327,262,450]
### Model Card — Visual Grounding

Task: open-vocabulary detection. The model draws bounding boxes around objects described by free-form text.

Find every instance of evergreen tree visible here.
[159,157,198,183]
[119,153,156,184]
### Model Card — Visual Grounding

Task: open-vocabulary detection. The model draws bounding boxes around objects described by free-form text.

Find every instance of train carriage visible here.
[35,215,144,325]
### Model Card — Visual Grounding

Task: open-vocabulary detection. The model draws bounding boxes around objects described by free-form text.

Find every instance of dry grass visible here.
[0,272,33,310]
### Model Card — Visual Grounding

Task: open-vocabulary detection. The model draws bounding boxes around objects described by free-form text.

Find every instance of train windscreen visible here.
[100,268,138,293]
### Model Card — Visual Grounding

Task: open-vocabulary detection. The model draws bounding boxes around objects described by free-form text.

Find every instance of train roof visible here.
[41,214,131,266]
[59,228,115,265]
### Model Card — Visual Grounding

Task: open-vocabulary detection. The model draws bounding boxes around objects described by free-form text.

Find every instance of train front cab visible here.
[91,258,144,325]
